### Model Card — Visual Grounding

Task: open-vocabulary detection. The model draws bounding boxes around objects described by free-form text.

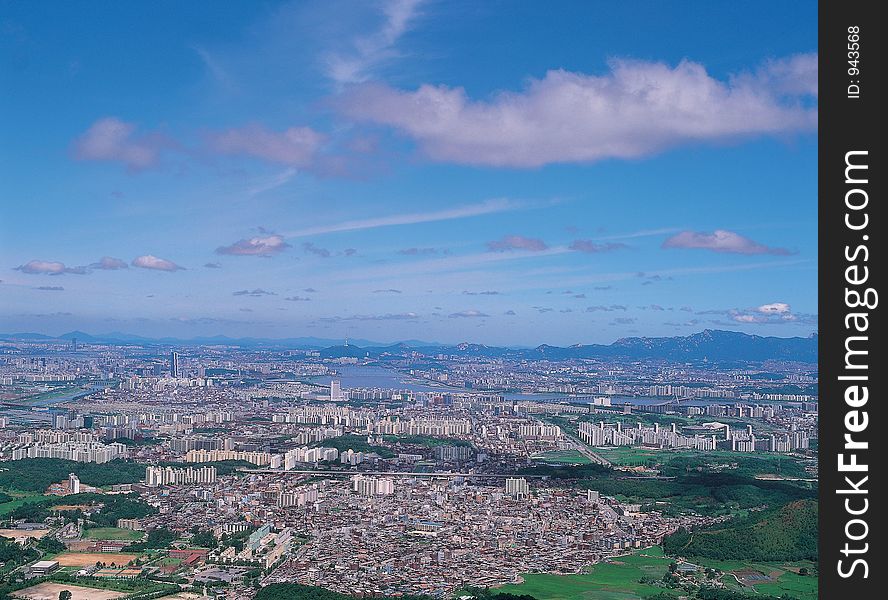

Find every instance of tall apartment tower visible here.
[505,477,530,500]
[170,351,180,378]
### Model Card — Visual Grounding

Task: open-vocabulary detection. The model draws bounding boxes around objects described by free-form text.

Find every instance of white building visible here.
[145,465,217,487]
[352,475,395,497]
[505,477,529,500]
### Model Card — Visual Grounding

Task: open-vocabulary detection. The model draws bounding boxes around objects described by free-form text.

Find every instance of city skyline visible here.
[0,0,817,345]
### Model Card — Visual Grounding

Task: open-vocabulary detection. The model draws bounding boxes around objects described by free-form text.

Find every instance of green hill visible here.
[664,499,817,561]
[0,458,145,491]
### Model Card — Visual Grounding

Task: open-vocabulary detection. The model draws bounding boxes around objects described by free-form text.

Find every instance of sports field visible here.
[0,528,49,541]
[83,527,144,541]
[55,551,140,567]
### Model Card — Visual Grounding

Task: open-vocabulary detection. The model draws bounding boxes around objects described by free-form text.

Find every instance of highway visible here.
[560,428,612,466]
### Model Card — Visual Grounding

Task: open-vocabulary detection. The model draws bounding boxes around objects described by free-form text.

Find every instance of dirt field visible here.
[12,582,127,600]
[0,528,49,541]
[55,551,140,566]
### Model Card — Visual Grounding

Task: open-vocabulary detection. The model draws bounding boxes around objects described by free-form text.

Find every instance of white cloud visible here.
[216,234,291,256]
[16,256,133,275]
[91,256,129,270]
[338,55,816,167]
[208,125,326,166]
[449,310,489,318]
[741,53,818,97]
[723,301,813,325]
[662,230,792,255]
[757,302,791,314]
[233,289,277,297]
[131,255,184,271]
[284,198,521,238]
[324,0,425,84]
[192,44,233,88]
[569,240,626,253]
[72,117,170,170]
[732,314,760,323]
[15,260,68,275]
[487,235,548,252]
[321,312,419,322]
[15,260,86,275]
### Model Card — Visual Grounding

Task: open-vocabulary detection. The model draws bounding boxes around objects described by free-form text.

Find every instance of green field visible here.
[0,490,45,516]
[156,556,184,567]
[590,447,811,478]
[83,527,145,541]
[593,447,769,467]
[531,450,592,465]
[494,547,678,600]
[591,446,669,466]
[753,571,817,600]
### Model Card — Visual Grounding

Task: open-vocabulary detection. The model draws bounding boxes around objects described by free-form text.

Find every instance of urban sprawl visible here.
[0,336,817,599]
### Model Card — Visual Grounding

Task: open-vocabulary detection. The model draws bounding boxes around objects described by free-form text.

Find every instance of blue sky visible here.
[0,0,817,345]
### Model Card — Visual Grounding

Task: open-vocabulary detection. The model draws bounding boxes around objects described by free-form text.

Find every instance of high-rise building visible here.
[145,465,217,487]
[170,351,180,378]
[330,380,344,401]
[352,475,395,496]
[505,477,529,500]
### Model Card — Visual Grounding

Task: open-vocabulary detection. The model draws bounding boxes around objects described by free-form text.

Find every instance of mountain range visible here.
[0,329,817,363]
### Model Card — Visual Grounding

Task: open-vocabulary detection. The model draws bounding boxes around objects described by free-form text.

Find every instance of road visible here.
[560,428,612,466]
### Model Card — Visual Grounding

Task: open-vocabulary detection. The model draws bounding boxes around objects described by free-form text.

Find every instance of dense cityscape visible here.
[0,332,817,600]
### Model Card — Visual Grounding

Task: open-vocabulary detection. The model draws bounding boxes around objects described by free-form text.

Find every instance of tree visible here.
[37,536,67,554]
[59,591,73,600]
[126,527,178,551]
[191,530,218,548]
